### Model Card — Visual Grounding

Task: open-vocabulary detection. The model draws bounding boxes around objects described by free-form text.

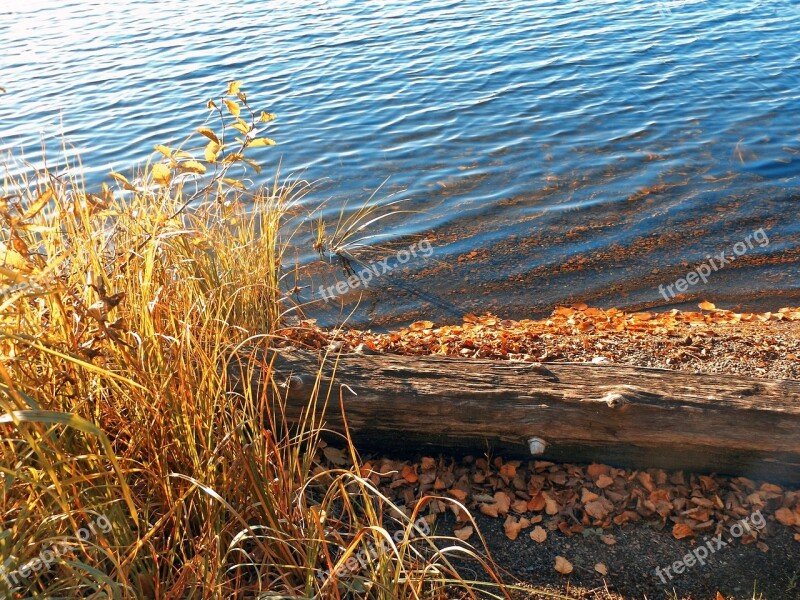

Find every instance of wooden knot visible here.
[584,388,640,408]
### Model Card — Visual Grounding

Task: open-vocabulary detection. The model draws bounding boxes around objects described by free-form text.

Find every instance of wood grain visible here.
[230,348,800,482]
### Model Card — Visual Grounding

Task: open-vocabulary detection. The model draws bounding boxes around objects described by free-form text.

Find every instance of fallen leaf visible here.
[453,525,473,541]
[600,534,617,545]
[409,320,435,331]
[596,475,614,489]
[554,556,573,575]
[448,488,468,502]
[322,446,348,466]
[543,492,559,515]
[511,499,528,513]
[530,526,547,543]
[494,491,511,515]
[699,301,716,311]
[595,562,608,576]
[585,498,613,520]
[672,523,695,540]
[775,507,797,526]
[528,493,546,512]
[587,464,610,479]
[401,464,418,484]
[504,516,522,540]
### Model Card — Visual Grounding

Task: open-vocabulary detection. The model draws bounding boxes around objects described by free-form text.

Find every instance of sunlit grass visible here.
[0,84,507,599]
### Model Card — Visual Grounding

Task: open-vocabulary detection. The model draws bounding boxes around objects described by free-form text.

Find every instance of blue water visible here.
[1,0,798,326]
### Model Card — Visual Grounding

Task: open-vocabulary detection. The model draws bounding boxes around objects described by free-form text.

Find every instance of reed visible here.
[0,84,507,599]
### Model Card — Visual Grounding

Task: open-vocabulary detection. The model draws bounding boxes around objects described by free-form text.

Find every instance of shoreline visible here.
[284,303,800,381]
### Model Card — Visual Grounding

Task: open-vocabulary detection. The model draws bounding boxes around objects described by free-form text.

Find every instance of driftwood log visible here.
[231,348,800,482]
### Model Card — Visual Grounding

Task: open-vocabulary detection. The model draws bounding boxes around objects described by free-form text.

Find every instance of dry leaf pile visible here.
[317,447,800,553]
[282,303,800,379]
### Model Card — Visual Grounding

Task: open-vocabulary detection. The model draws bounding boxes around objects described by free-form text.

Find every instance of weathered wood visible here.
[230,348,800,482]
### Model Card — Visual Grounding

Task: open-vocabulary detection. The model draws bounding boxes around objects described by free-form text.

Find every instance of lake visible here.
[1,0,798,328]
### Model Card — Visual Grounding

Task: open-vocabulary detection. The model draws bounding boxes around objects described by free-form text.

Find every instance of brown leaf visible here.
[596,474,614,489]
[587,464,610,479]
[600,534,617,545]
[530,526,547,543]
[409,320,435,331]
[699,301,716,311]
[454,525,473,541]
[775,507,797,526]
[672,523,695,540]
[494,491,511,515]
[554,556,573,575]
[528,492,546,512]
[511,499,528,514]
[322,446,348,466]
[448,488,468,502]
[504,516,522,540]
[585,498,613,520]
[401,464,418,483]
[543,492,559,515]
[594,562,608,576]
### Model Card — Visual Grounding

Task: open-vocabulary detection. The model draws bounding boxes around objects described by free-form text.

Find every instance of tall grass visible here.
[0,86,505,599]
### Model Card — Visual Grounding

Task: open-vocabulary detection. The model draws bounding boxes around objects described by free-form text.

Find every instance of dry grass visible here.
[0,84,513,599]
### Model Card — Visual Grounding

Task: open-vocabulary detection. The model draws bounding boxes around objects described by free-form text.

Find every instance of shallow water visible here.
[1,0,798,327]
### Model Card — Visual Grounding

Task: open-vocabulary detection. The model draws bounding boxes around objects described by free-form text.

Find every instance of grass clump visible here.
[0,84,503,599]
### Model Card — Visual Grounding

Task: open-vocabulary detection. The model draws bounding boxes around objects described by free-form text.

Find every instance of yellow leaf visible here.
[23,187,53,221]
[179,160,207,175]
[221,178,246,190]
[204,141,221,163]
[110,172,137,192]
[154,144,172,158]
[173,150,193,159]
[151,163,172,186]
[699,301,716,311]
[248,137,276,147]
[223,98,240,117]
[0,87,5,93]
[227,80,242,95]
[554,556,573,575]
[207,99,217,110]
[230,121,250,134]
[197,127,219,144]
[222,152,244,164]
[0,264,30,283]
[242,158,262,174]
[259,111,276,123]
